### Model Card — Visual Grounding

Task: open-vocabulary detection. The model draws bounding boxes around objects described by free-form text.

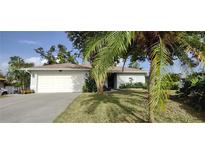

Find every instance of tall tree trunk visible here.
[98,85,104,95]
[96,80,104,95]
[148,59,154,123]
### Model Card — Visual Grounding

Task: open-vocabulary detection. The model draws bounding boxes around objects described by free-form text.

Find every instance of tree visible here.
[35,46,56,65]
[66,32,107,63]
[7,56,34,89]
[56,44,78,64]
[84,31,205,122]
[35,44,78,65]
[128,61,141,69]
[66,32,105,52]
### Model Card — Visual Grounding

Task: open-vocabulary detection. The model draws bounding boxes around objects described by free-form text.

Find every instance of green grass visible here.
[54,89,205,123]
[0,95,7,99]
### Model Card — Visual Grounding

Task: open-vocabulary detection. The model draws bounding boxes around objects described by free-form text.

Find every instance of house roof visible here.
[23,63,148,74]
[0,77,6,81]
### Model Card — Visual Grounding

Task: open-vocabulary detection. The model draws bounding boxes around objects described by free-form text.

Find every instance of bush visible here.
[82,73,97,92]
[162,73,180,90]
[189,78,205,111]
[178,73,205,111]
[119,82,146,89]
[178,79,192,97]
[165,82,179,90]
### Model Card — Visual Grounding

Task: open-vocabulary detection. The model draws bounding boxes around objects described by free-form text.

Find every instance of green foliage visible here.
[35,44,78,65]
[149,38,172,113]
[7,56,34,89]
[56,44,78,64]
[178,73,205,111]
[66,32,106,52]
[168,73,181,82]
[119,82,146,89]
[128,61,141,69]
[35,46,56,64]
[82,73,97,92]
[167,82,179,90]
[190,78,205,111]
[162,73,180,90]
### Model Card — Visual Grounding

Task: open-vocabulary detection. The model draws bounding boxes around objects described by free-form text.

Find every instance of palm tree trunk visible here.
[96,80,104,95]
[148,59,154,123]
[98,85,104,95]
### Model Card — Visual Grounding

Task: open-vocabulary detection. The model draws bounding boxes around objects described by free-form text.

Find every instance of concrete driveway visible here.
[0,93,80,123]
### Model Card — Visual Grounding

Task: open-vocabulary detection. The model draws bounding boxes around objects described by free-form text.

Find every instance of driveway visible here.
[0,93,80,123]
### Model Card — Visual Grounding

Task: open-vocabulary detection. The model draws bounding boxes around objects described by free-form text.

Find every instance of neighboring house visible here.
[24,63,148,93]
[0,77,6,88]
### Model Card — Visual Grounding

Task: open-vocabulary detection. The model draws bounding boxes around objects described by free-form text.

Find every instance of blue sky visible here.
[0,31,73,61]
[0,31,81,74]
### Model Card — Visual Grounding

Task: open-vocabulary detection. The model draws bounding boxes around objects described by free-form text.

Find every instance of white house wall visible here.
[116,73,146,88]
[30,72,37,92]
[29,70,147,92]
[30,70,89,93]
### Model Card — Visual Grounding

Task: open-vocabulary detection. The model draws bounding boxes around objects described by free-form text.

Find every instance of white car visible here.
[0,88,8,95]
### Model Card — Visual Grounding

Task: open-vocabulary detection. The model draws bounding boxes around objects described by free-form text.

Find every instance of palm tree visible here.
[84,31,205,122]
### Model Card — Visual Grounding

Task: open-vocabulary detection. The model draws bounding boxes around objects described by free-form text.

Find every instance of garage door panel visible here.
[37,72,85,93]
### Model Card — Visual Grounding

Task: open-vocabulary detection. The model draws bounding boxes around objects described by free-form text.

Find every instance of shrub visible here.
[162,73,180,90]
[82,73,97,92]
[165,82,179,90]
[178,73,205,111]
[189,78,205,111]
[119,82,146,89]
[178,79,192,97]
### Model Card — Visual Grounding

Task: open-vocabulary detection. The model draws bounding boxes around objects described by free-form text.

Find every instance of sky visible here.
[0,31,203,75]
[0,31,80,74]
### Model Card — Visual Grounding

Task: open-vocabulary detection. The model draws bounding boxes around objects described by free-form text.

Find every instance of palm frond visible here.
[149,37,172,112]
[84,32,111,60]
[85,32,136,92]
[93,32,136,73]
[177,32,205,66]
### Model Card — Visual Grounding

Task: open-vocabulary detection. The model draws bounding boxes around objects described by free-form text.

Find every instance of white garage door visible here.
[37,71,86,93]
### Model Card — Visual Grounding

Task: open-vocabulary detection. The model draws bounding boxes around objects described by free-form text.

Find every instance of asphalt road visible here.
[0,93,80,123]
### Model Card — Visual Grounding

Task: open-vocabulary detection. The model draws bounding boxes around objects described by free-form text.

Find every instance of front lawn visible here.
[54,89,205,123]
[0,95,7,99]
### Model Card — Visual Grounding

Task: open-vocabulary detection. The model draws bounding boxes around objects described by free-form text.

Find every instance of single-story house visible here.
[0,77,6,88]
[24,63,148,93]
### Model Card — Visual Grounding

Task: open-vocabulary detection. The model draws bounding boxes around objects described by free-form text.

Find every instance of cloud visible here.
[18,40,39,45]
[25,57,47,66]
